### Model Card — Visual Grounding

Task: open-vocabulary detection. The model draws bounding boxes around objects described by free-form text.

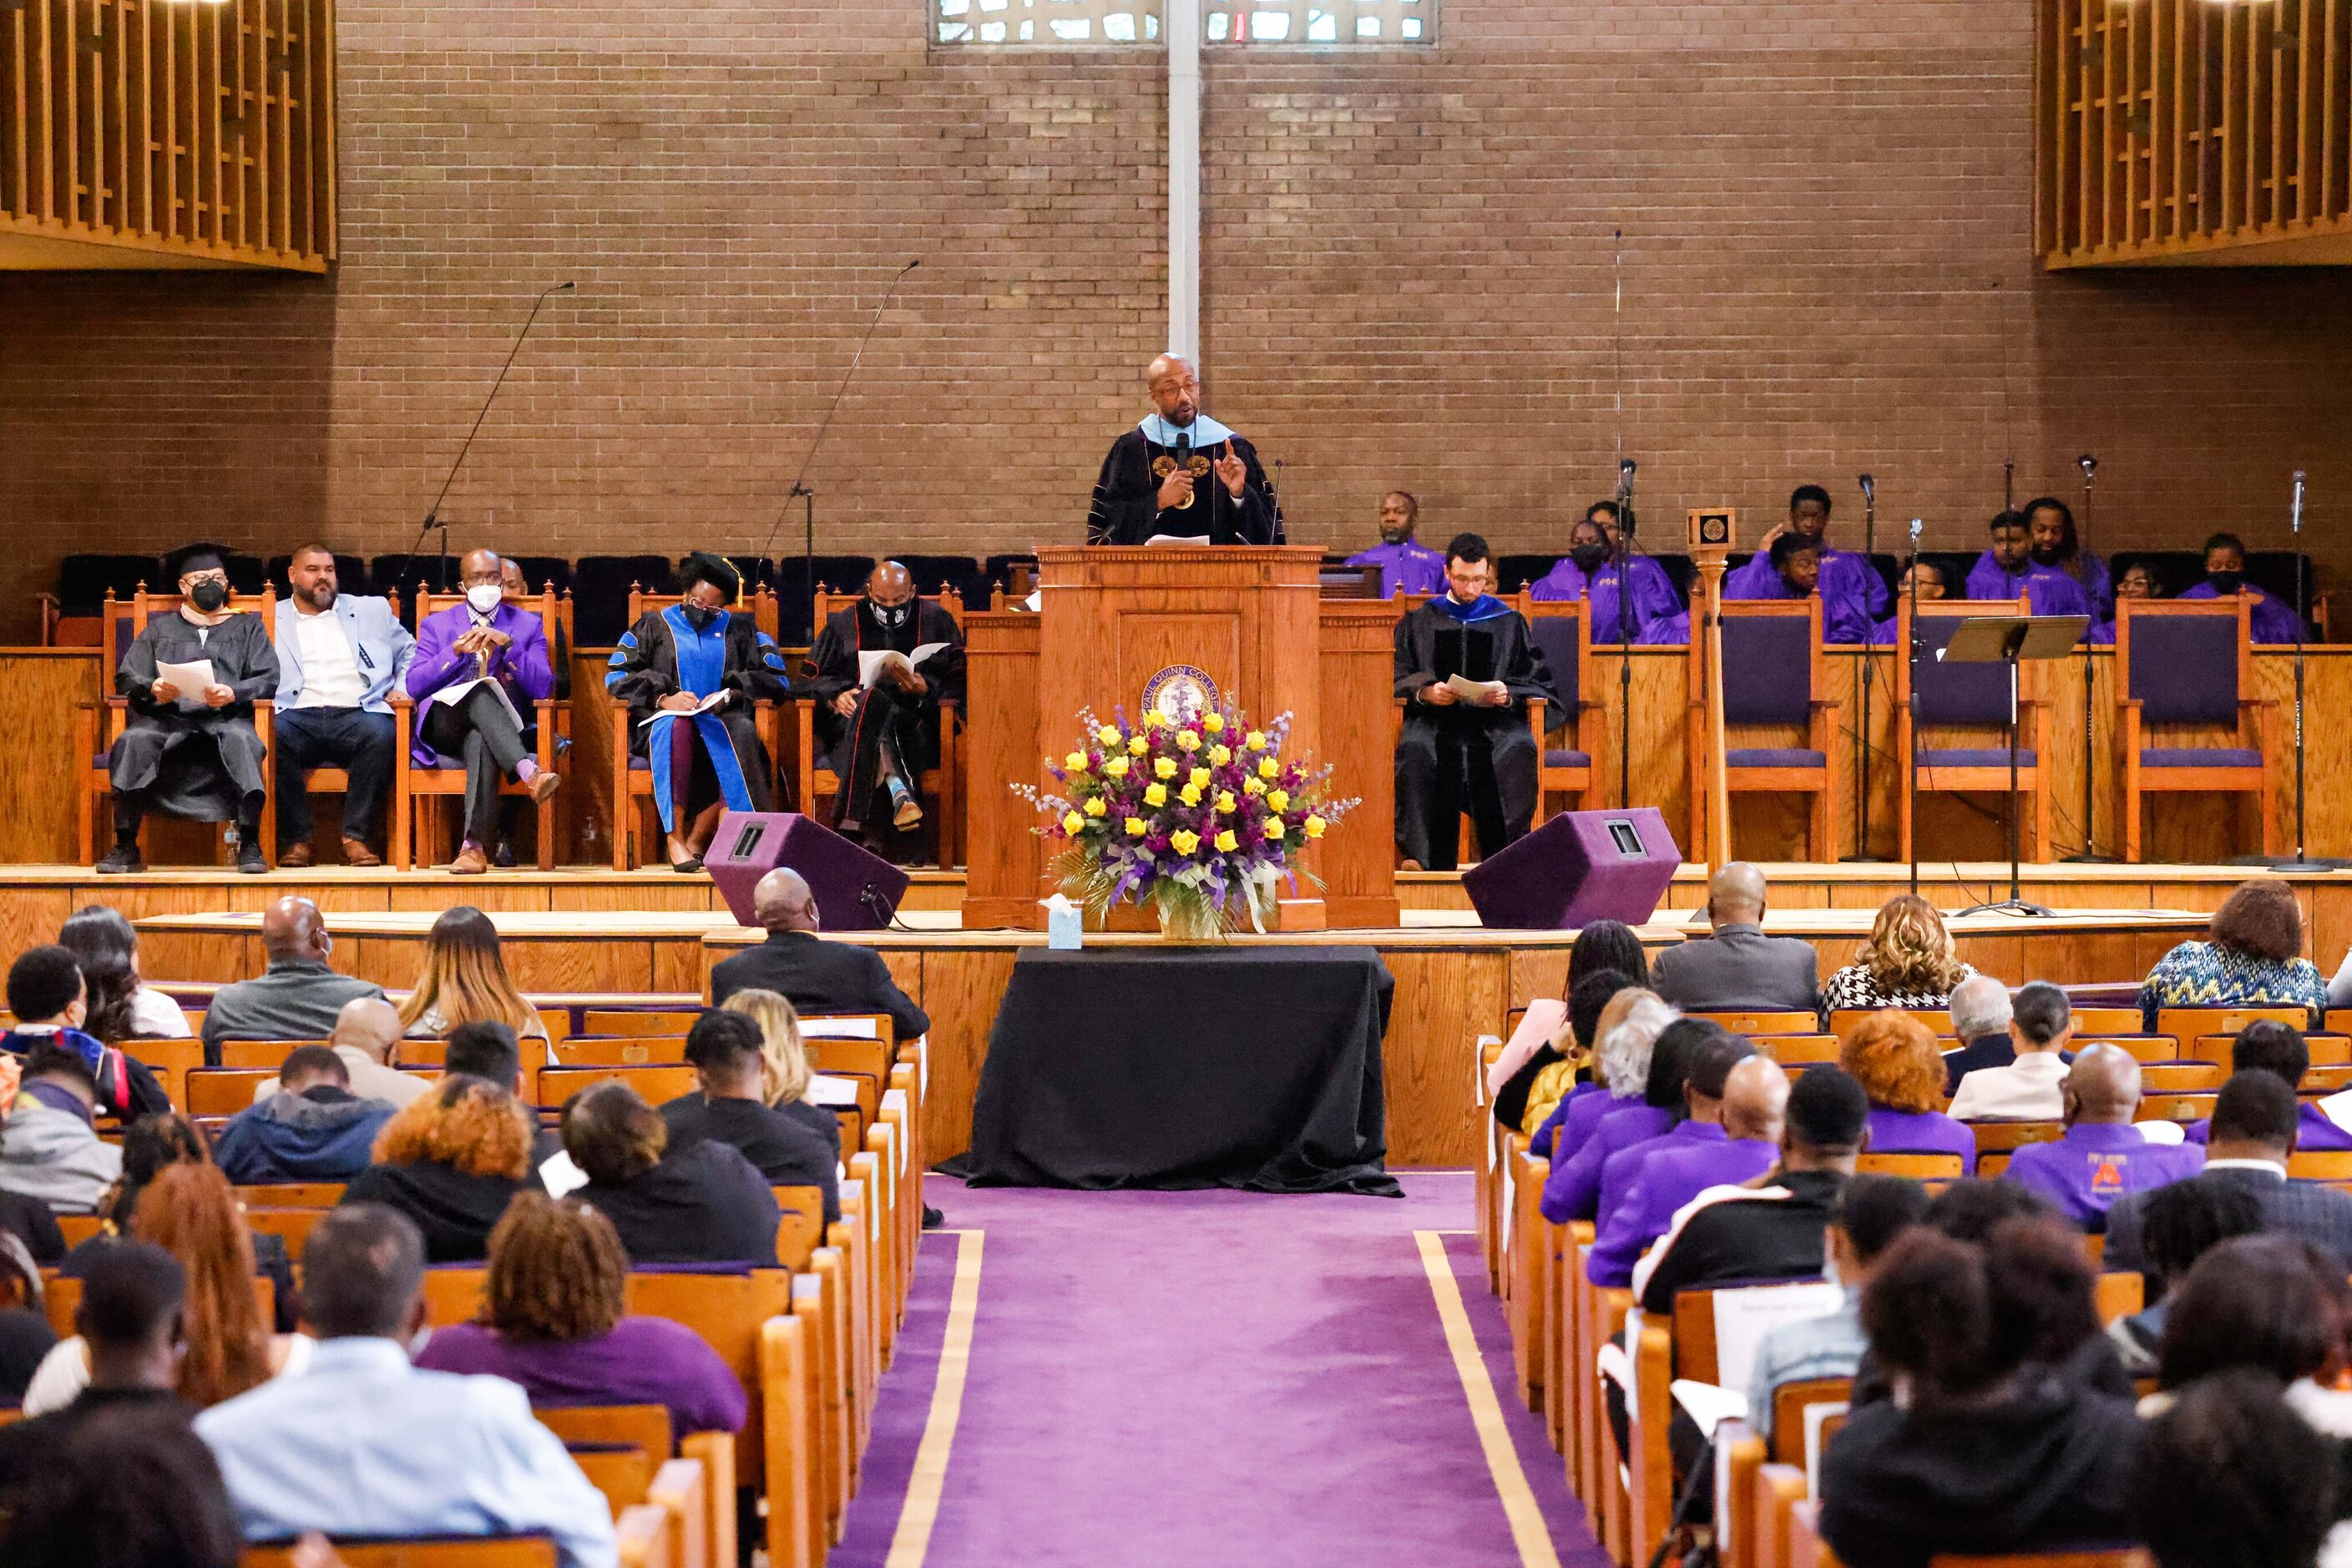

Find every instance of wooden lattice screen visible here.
[937,0,1433,47]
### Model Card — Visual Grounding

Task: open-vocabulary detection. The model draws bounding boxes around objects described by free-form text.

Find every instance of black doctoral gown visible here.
[809,599,967,829]
[1392,597,1561,871]
[1085,429,1283,546]
[604,607,789,828]
[112,610,279,820]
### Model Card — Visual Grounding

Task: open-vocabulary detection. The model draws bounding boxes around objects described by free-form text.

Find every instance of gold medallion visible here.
[1151,456,1177,479]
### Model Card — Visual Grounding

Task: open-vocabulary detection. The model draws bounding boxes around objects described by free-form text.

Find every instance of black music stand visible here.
[1941,614,2088,917]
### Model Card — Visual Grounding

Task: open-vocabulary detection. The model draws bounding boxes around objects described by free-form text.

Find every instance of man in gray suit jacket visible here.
[273,546,415,866]
[1647,862,1823,1015]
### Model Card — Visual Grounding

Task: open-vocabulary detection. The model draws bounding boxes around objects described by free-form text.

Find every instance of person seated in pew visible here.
[660,1009,838,1223]
[1734,529,1877,642]
[1646,862,1823,1014]
[2143,1233,2352,1429]
[1999,1045,2207,1231]
[199,896,387,1067]
[1821,895,1979,1014]
[1391,532,1561,872]
[2102,1170,2266,1377]
[1344,490,1445,598]
[2183,530,2307,644]
[1530,984,1677,1164]
[0,1237,57,1404]
[1588,1043,1788,1287]
[415,1191,746,1438]
[718,989,847,1158]
[2086,558,2158,647]
[210,1045,397,1187]
[2182,1020,2352,1150]
[0,1241,190,1486]
[710,867,931,1043]
[1818,1216,2142,1568]
[1725,484,1887,641]
[1745,1173,1931,1447]
[97,544,278,877]
[58,904,191,1043]
[1525,503,1690,645]
[2106,1073,2352,1284]
[2136,1369,2341,1568]
[2141,879,2328,1032]
[1964,508,2094,619]
[1842,1010,1978,1173]
[1940,973,2020,1095]
[1864,559,1948,645]
[337,1075,539,1263]
[195,1204,618,1568]
[1947,979,2076,1120]
[0,1041,124,1215]
[252,996,427,1110]
[1520,973,1646,1142]
[1634,1063,1869,1313]
[61,1114,296,1330]
[271,543,414,869]
[0,945,169,1120]
[26,1162,310,1416]
[808,559,968,853]
[395,906,552,1055]
[1541,1016,1719,1222]
[559,1080,781,1267]
[1491,916,1649,1136]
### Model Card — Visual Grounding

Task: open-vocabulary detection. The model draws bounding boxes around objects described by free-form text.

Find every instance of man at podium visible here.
[1085,354,1281,545]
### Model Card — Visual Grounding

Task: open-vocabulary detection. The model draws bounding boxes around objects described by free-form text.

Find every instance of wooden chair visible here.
[537,1404,674,1459]
[2139,1063,2227,1093]
[256,589,412,870]
[185,1068,279,1116]
[583,1009,706,1037]
[239,1540,559,1567]
[1895,595,2050,863]
[243,1206,329,1261]
[1768,1375,1854,1464]
[610,587,787,871]
[534,1064,698,1110]
[646,1456,711,1568]
[1970,1120,2064,1179]
[234,1182,346,1209]
[78,587,279,867]
[2115,594,2278,862]
[120,1037,205,1109]
[2068,1006,2146,1035]
[1828,1008,1954,1036]
[772,1185,827,1271]
[396,587,564,870]
[1525,600,1601,826]
[2093,1271,2145,1327]
[2082,1034,2181,1064]
[557,1038,689,1066]
[2154,1006,2314,1057]
[1757,1035,1841,1066]
[615,1503,673,1568]
[220,1039,331,1070]
[569,1441,657,1515]
[792,589,968,867]
[1692,598,1843,860]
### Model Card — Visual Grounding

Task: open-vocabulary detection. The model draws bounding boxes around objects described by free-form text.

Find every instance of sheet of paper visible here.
[1444,673,1510,701]
[1672,1378,1750,1434]
[1711,1281,1846,1395]
[638,690,728,726]
[1146,533,1212,546]
[433,675,528,733]
[539,1148,590,1199]
[154,658,215,711]
[857,642,950,690]
[801,1016,879,1039]
[807,1075,862,1108]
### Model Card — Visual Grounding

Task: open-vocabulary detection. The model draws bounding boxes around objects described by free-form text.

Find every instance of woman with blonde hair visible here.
[1823,894,1976,1013]
[719,988,843,1151]
[396,906,549,1051]
[338,1074,537,1262]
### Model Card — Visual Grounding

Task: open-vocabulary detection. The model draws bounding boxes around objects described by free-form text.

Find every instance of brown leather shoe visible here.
[277,842,316,869]
[529,769,563,806]
[341,837,382,868]
[449,844,490,875]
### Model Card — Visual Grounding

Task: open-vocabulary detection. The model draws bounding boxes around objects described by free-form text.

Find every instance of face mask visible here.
[466,583,502,615]
[2208,570,2243,594]
[188,580,229,613]
[1569,543,1607,572]
[874,602,913,630]
[681,604,719,631]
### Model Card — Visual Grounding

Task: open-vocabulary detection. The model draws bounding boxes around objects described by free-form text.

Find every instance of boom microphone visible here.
[1859,473,1874,503]
[2078,453,2097,477]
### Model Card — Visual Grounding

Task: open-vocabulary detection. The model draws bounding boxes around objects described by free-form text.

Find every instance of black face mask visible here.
[874,602,913,630]
[681,604,719,631]
[2208,570,2243,595]
[1569,543,1608,573]
[188,580,229,613]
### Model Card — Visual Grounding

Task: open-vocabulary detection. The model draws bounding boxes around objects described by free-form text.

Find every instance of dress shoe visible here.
[95,845,145,875]
[449,844,490,875]
[529,770,563,806]
[893,794,924,830]
[493,839,518,870]
[236,842,269,875]
[277,842,316,869]
[341,838,382,868]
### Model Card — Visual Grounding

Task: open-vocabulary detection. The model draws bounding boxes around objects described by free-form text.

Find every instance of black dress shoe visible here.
[493,840,518,870]
[236,842,269,875]
[670,857,704,874]
[922,1206,944,1230]
[94,845,145,875]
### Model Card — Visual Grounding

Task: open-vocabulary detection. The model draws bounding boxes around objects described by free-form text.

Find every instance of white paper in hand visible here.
[639,690,728,727]
[155,658,215,711]
[1444,674,1509,702]
[539,1148,591,1199]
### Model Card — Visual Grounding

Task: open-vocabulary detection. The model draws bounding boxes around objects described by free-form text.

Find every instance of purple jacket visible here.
[1346,539,1446,598]
[1531,1080,1608,1159]
[2185,1100,2352,1151]
[1527,556,1690,645]
[415,1314,747,1435]
[2181,582,2305,644]
[1537,1085,1631,1164]
[405,601,554,767]
[1724,549,1881,643]
[1864,1105,1979,1175]
[1965,555,2093,621]
[2000,1121,2205,1229]
[1540,1101,1672,1224]
[1586,1125,1779,1286]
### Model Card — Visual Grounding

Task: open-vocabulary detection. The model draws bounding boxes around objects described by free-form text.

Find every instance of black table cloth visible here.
[953,945,1401,1196]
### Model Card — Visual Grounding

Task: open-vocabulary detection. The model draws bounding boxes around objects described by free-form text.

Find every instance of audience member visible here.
[562,1080,781,1267]
[2186,1019,2352,1150]
[0,944,169,1118]
[1588,1041,1783,1287]
[1541,1018,1718,1222]
[1531,989,1677,1165]
[0,1040,125,1213]
[2108,1072,2352,1279]
[1646,862,1821,1014]
[2140,878,2327,1030]
[2136,1369,2337,1568]
[1821,896,1977,1013]
[212,1045,397,1186]
[1920,1176,2059,1242]
[195,1205,617,1567]
[1840,1010,1976,1173]
[252,996,426,1110]
[63,1113,296,1331]
[1947,981,2076,1120]
[1485,918,1652,1120]
[1818,1218,2141,1568]
[709,867,929,1042]
[199,897,387,1065]
[0,1242,185,1487]
[1636,1061,1865,1312]
[661,1009,839,1222]
[2000,1045,2203,1229]
[2105,1174,2265,1375]
[0,1399,242,1568]
[2152,1233,2345,1400]
[719,989,849,1155]
[415,1191,747,1436]
[58,904,191,1041]
[337,1075,537,1262]
[1939,974,2017,1093]
[395,906,551,1051]
[1523,973,1643,1139]
[0,1234,57,1402]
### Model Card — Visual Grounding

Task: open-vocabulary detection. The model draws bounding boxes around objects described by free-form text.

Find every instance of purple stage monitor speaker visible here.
[1461,807,1681,929]
[707,812,909,932]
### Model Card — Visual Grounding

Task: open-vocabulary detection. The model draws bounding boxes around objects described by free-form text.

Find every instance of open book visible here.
[639,690,729,727]
[858,643,949,690]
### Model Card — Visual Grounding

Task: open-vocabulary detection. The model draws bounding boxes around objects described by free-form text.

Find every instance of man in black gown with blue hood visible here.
[1086,354,1282,546]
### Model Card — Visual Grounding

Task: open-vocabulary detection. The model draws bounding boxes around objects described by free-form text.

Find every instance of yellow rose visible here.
[1267,788,1289,813]
[1084,797,1107,817]
[1128,735,1150,756]
[1065,751,1090,771]
[1176,730,1201,753]
[1257,758,1279,780]
[1125,816,1147,837]
[1265,817,1285,838]
[1243,776,1266,797]
[1202,713,1226,734]
[1145,711,1167,728]
[1208,744,1232,766]
[1189,767,1211,791]
[1103,755,1130,778]
[1062,811,1085,834]
[1097,725,1120,746]
[1304,814,1327,838]
[1214,791,1236,813]
[1144,782,1168,807]
[1178,784,1202,807]
[1214,828,1239,853]
[1171,829,1200,855]
[1154,756,1177,780]
[1245,730,1267,751]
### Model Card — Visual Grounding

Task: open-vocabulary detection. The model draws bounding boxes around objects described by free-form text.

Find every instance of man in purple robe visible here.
[1966,511,2093,619]
[2000,1045,2205,1230]
[1587,1045,1789,1286]
[1528,504,1690,644]
[2021,497,2112,618]
[1726,484,1887,642]
[406,549,560,875]
[1344,490,1446,598]
[2182,531,2305,644]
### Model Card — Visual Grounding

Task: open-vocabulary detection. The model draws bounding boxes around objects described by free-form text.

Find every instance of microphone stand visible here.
[2254,473,2346,869]
[413,281,574,591]
[1844,474,1878,862]
[2061,454,2117,862]
[1614,459,1636,808]
[1906,518,1924,899]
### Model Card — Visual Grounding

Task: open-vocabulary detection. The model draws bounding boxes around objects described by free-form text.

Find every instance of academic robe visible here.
[1526,555,1690,645]
[1085,415,1282,546]
[111,610,278,820]
[1724,549,1883,643]
[1964,555,2095,620]
[808,599,967,830]
[1393,595,1562,870]
[605,607,788,833]
[1345,539,1445,598]
[2182,581,2305,643]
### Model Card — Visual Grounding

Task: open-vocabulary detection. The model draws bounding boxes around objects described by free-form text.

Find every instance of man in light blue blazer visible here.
[273,545,415,866]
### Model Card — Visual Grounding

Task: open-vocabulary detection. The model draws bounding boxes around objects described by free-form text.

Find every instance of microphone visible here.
[414,281,577,591]
[2078,453,2097,477]
[1859,473,1875,503]
[1909,517,1924,545]
[2293,469,2307,534]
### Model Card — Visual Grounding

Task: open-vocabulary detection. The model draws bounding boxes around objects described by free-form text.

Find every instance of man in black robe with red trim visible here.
[808,562,965,857]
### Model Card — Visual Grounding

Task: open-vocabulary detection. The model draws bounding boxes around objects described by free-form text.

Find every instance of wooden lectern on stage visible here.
[961,544,1402,930]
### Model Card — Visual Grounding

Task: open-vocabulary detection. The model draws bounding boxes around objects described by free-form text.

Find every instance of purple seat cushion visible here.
[1727,747,1826,769]
[2142,747,2263,769]
[628,755,650,771]
[2130,612,2241,722]
[1544,748,1591,769]
[1919,747,2038,767]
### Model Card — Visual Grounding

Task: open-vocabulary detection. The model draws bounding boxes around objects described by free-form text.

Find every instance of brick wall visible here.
[3,0,2348,642]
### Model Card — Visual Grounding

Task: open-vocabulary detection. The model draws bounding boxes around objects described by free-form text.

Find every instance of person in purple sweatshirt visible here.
[1725,484,1886,641]
[2021,498,2112,618]
[404,549,560,875]
[2183,1020,2352,1151]
[2085,560,2158,647]
[1587,1044,1791,1287]
[1344,491,1447,599]
[1541,1018,1719,1223]
[2182,532,2306,644]
[1965,511,2093,619]
[2000,1045,2206,1230]
[1842,1010,1978,1174]
[1526,504,1690,645]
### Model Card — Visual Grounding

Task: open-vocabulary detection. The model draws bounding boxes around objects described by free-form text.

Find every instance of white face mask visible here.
[466,584,503,615]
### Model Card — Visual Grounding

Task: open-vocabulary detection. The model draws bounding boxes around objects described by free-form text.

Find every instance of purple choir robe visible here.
[1346,539,1446,599]
[1586,1124,1780,1286]
[1527,555,1690,645]
[1724,549,1882,643]
[1531,1080,1609,1159]
[2183,1100,2352,1151]
[1999,1121,2205,1229]
[1864,1105,1979,1175]
[2182,582,2305,643]
[1538,1086,1637,1166]
[1540,1101,1672,1223]
[1964,555,2094,620]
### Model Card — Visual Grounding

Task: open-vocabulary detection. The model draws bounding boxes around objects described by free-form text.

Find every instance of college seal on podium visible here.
[1141,665,1220,726]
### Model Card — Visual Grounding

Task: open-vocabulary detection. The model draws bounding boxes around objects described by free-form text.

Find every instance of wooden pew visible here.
[616,1502,672,1568]
[568,1442,656,1515]
[648,1456,711,1568]
[535,1065,699,1110]
[240,1541,559,1566]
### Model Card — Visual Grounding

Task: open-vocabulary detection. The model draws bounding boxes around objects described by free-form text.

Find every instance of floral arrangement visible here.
[1018,704,1359,938]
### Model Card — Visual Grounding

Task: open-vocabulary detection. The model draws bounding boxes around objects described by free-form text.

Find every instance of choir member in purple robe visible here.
[1999,1045,2206,1230]
[2021,497,2112,618]
[1344,490,1446,598]
[1725,484,1885,641]
[2086,561,2157,646]
[1867,560,1949,645]
[1966,511,2093,618]
[1527,504,1690,644]
[2181,531,2306,643]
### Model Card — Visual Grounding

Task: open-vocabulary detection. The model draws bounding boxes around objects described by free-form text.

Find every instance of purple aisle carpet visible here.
[831,1170,1608,1568]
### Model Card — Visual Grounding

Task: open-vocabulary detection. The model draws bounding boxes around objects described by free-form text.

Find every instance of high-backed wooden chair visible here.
[78,587,278,866]
[792,590,969,867]
[772,1185,827,1269]
[2115,594,2278,862]
[121,1037,205,1108]
[395,587,564,870]
[1690,598,1842,860]
[609,588,787,871]
[1895,595,2048,863]
[1524,601,1601,825]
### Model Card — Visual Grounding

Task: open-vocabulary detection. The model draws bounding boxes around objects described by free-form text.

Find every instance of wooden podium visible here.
[962,545,1400,930]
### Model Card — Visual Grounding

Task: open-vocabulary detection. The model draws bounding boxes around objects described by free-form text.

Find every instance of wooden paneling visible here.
[958,612,1042,930]
[0,650,99,862]
[1317,600,1403,927]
